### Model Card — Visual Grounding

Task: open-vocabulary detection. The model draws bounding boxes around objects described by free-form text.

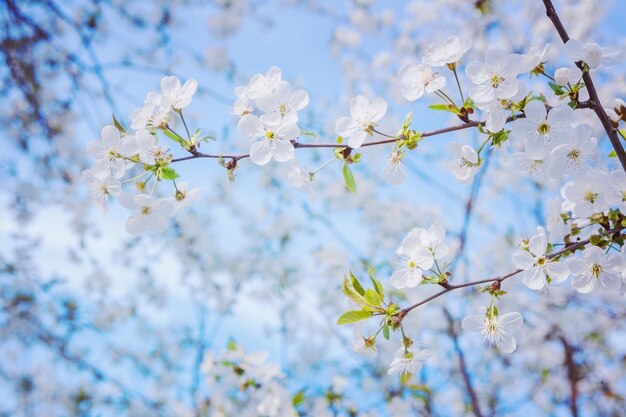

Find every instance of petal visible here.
[499,312,523,331]
[512,250,535,270]
[250,141,273,166]
[528,235,547,256]
[160,76,180,96]
[347,131,367,149]
[461,315,484,333]
[390,269,409,289]
[522,267,546,290]
[237,114,262,138]
[545,260,569,282]
[368,97,387,122]
[497,332,517,354]
[271,139,295,162]
[335,117,359,137]
[101,125,120,147]
[125,215,145,236]
[524,100,547,123]
[349,95,369,118]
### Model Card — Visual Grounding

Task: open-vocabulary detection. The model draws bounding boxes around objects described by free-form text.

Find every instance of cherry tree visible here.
[2,1,626,416]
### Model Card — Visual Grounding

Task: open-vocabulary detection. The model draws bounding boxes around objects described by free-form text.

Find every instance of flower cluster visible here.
[83,76,201,235]
[235,67,310,165]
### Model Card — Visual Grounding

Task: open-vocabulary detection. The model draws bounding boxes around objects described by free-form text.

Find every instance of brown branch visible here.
[541,0,626,171]
[171,115,518,165]
[558,335,580,417]
[444,308,485,417]
[400,227,624,317]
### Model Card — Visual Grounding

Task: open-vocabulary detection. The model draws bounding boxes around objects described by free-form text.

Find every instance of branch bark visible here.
[541,0,626,171]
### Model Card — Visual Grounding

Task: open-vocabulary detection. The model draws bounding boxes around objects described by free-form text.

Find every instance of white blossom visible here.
[568,246,622,293]
[160,76,197,110]
[466,50,522,105]
[511,101,574,159]
[335,95,387,149]
[81,170,121,213]
[423,36,472,67]
[398,63,446,101]
[387,347,429,376]
[548,123,596,179]
[562,170,610,218]
[512,234,569,290]
[238,113,299,165]
[447,142,480,183]
[256,81,309,119]
[565,39,623,69]
[462,308,523,353]
[119,193,176,235]
[87,125,137,179]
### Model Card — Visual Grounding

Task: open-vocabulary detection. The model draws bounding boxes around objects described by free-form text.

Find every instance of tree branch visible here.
[541,0,626,171]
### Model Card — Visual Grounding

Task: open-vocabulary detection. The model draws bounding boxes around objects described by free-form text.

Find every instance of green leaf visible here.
[428,103,459,114]
[300,130,317,138]
[608,150,617,158]
[364,289,381,307]
[292,388,306,407]
[227,338,237,351]
[342,277,368,307]
[548,82,565,96]
[368,270,384,300]
[337,310,373,325]
[349,271,365,296]
[159,167,180,181]
[162,128,187,147]
[112,114,127,135]
[342,164,356,192]
[401,111,413,132]
[382,324,390,340]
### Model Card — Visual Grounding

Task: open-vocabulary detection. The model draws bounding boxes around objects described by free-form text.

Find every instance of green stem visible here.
[178,110,192,140]
[452,67,465,102]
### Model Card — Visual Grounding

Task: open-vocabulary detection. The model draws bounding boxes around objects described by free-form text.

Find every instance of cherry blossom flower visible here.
[511,101,574,159]
[160,76,197,110]
[119,193,176,235]
[462,308,523,353]
[352,335,377,359]
[466,50,522,105]
[519,44,550,73]
[554,66,582,86]
[397,63,446,101]
[447,142,480,183]
[568,246,622,293]
[87,125,138,179]
[335,95,387,149]
[562,170,610,218]
[545,197,570,243]
[170,181,201,211]
[422,36,472,67]
[256,81,309,119]
[81,170,121,213]
[606,170,626,215]
[241,66,282,99]
[390,228,435,289]
[565,39,623,69]
[238,113,299,165]
[135,129,172,166]
[512,234,569,290]
[548,124,596,179]
[383,149,405,185]
[387,347,429,376]
[287,163,314,197]
[511,151,550,182]
[130,92,171,130]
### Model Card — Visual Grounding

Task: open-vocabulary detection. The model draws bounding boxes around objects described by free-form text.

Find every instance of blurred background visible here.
[1,0,625,416]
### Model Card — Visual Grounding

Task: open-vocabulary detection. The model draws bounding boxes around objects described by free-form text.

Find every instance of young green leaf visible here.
[337,310,373,325]
[159,167,180,181]
[364,289,381,307]
[342,163,356,192]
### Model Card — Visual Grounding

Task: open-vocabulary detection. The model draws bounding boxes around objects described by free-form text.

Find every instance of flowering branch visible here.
[399,226,624,319]
[542,0,626,171]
